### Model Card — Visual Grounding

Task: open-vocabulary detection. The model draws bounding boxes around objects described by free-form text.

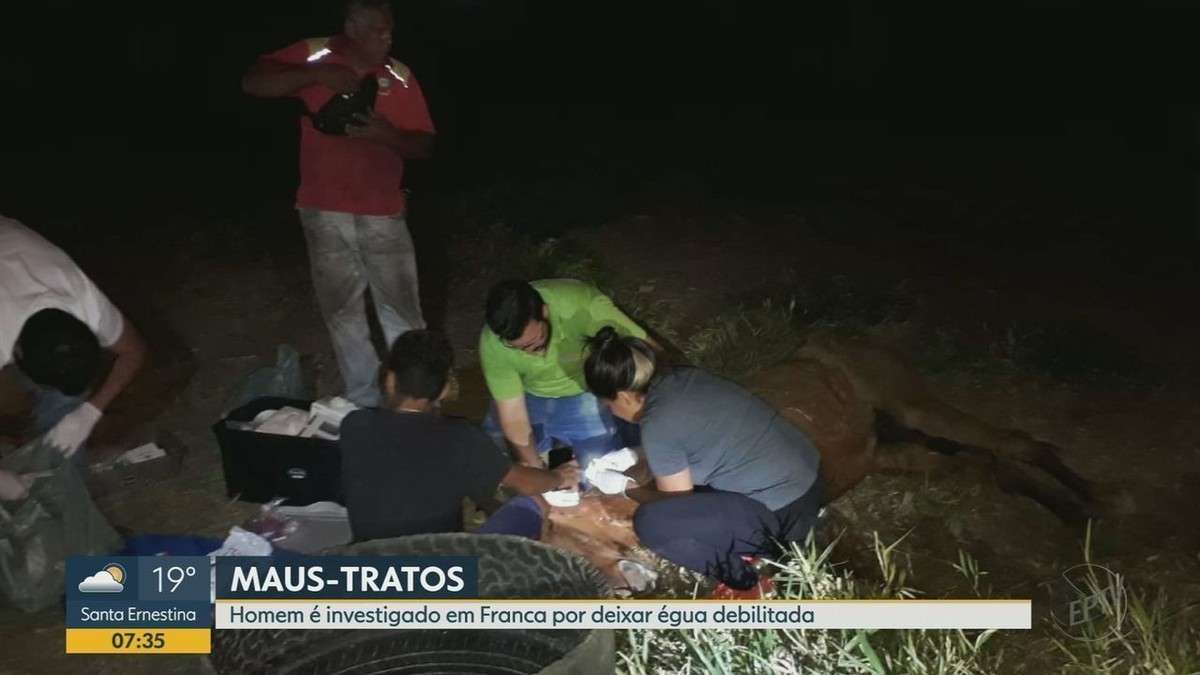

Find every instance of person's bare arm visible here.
[495,396,542,467]
[346,111,434,159]
[241,59,358,98]
[502,461,580,496]
[87,322,147,414]
[626,467,694,504]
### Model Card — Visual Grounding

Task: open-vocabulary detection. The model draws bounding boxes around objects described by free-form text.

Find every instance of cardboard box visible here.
[86,430,187,498]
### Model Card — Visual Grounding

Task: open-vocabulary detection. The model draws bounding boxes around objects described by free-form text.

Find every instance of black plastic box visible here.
[212,397,344,506]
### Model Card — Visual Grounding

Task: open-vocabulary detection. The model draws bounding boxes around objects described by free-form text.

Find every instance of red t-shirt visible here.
[265,37,436,216]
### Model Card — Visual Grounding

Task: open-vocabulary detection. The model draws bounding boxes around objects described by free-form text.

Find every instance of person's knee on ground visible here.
[633,499,761,590]
[474,495,545,539]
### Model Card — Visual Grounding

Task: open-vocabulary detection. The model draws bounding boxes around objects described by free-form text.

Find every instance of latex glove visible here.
[44,402,102,458]
[0,470,32,501]
[587,466,634,496]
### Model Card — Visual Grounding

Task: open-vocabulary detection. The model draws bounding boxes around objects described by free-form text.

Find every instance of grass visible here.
[614,294,685,346]
[616,273,1189,674]
[676,268,1152,391]
[439,195,1190,674]
[617,533,1008,675]
[682,298,803,380]
[1053,589,1200,675]
[617,525,1200,675]
[681,271,911,381]
[447,221,611,289]
[1050,525,1200,675]
[915,319,1156,389]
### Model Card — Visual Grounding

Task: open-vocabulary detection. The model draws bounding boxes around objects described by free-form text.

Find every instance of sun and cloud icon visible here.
[78,563,126,593]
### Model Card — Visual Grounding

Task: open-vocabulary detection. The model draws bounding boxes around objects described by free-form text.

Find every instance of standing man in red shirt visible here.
[242,0,435,406]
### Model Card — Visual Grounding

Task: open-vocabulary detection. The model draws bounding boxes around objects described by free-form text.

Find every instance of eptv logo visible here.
[1049,563,1127,642]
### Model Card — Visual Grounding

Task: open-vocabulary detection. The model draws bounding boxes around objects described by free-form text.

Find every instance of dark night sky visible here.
[2,0,1198,254]
[5,1,1197,155]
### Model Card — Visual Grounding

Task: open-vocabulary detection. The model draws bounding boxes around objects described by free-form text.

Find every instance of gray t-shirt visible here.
[640,367,821,511]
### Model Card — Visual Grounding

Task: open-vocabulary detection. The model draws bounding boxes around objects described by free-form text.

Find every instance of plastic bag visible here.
[221,345,306,416]
[241,498,352,554]
[0,438,122,612]
[242,497,300,543]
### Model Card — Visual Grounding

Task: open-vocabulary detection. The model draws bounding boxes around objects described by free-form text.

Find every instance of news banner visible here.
[64,556,1031,654]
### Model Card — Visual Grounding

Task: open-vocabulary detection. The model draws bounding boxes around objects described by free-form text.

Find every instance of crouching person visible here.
[1,216,148,459]
[583,327,825,598]
[339,329,579,542]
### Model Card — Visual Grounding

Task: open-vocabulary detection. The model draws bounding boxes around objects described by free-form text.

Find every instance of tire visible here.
[209,534,614,675]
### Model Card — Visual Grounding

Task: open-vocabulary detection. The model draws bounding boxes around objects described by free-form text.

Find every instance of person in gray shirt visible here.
[583,327,824,597]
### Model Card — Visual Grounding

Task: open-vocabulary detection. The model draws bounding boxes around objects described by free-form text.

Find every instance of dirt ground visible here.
[1,146,1198,673]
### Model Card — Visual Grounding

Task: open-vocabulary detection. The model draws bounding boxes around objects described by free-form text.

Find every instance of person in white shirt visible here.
[0,215,147,499]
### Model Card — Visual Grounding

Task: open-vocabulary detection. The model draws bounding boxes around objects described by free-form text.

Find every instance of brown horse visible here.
[537,334,1111,590]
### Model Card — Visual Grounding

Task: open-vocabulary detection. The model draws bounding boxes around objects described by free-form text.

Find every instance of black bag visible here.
[308,75,379,136]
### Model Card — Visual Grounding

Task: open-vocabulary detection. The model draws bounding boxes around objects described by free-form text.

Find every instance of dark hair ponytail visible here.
[583,327,657,400]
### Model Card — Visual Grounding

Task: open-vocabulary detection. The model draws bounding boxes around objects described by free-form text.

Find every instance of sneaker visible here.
[711,556,776,599]
[710,575,776,600]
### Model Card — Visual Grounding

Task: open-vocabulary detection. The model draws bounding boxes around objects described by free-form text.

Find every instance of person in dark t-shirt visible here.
[340,329,579,542]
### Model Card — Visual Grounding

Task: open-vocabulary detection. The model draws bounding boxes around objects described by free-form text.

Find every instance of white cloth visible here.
[586,467,633,495]
[592,447,639,473]
[44,401,101,457]
[583,447,639,494]
[0,216,125,366]
[252,407,312,436]
[542,488,580,507]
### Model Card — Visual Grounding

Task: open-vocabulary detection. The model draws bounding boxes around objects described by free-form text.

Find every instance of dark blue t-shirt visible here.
[339,409,510,542]
[640,367,821,511]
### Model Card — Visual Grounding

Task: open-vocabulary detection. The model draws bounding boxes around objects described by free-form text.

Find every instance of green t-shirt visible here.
[479,279,647,400]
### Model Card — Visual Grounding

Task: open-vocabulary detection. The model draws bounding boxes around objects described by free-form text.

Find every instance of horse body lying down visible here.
[536,335,1109,590]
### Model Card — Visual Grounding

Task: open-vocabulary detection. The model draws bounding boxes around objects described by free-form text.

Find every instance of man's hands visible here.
[44,402,101,458]
[502,460,578,495]
[346,110,396,143]
[345,111,435,158]
[311,63,360,93]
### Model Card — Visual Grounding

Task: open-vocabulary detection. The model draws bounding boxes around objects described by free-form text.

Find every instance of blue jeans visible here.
[482,391,636,480]
[299,208,424,407]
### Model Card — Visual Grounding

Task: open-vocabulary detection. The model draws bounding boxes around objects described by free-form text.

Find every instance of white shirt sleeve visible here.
[0,218,126,362]
[74,273,126,348]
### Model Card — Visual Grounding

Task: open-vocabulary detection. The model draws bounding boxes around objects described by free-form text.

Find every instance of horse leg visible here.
[875,430,1093,525]
[874,396,1095,505]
